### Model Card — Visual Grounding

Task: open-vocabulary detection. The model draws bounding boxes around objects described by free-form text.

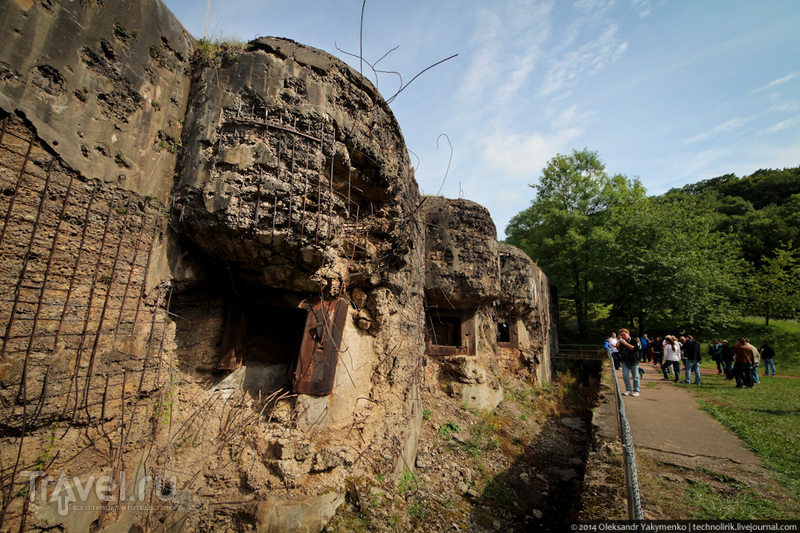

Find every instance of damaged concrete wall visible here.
[0,1,191,531]
[169,32,426,478]
[0,0,193,203]
[499,244,556,384]
[422,198,556,411]
[0,1,553,532]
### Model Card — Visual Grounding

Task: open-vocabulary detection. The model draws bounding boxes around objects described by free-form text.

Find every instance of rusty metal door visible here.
[292,298,348,395]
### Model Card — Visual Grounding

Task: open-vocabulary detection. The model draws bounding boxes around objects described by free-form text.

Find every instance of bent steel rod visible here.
[12,155,57,408]
[115,204,151,338]
[0,129,34,250]
[316,126,323,246]
[84,195,135,415]
[300,134,309,239]
[54,183,99,380]
[288,136,295,236]
[130,216,160,342]
[1,153,54,362]
[328,126,335,245]
[72,189,118,423]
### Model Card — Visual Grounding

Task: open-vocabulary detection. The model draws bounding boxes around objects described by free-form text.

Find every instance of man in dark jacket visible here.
[618,328,641,397]
[761,340,776,376]
[682,334,702,384]
[720,339,734,377]
[709,339,723,374]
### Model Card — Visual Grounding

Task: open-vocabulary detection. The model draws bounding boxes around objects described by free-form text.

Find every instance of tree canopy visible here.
[505,149,644,340]
[506,154,799,340]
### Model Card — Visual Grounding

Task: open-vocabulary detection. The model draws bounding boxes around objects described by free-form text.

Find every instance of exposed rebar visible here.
[0,129,34,250]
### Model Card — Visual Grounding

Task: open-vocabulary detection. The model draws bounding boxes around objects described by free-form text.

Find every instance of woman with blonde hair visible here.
[661,335,681,383]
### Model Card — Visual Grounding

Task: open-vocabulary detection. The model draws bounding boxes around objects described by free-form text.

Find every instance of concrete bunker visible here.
[422,198,556,411]
[171,35,425,436]
[498,243,557,382]
[0,1,556,530]
[422,197,504,410]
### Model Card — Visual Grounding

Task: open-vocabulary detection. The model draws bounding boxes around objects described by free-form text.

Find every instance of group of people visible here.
[706,337,777,388]
[604,331,778,395]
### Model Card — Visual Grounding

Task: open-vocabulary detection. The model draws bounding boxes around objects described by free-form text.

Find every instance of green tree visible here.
[601,194,745,334]
[505,149,644,341]
[752,244,800,325]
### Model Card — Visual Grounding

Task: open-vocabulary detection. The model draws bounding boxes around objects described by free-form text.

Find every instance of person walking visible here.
[604,335,615,368]
[609,332,620,370]
[661,335,681,383]
[652,336,663,368]
[732,337,754,389]
[641,334,650,363]
[745,338,760,385]
[709,339,723,375]
[720,339,734,378]
[682,334,701,385]
[618,328,641,397]
[761,340,776,376]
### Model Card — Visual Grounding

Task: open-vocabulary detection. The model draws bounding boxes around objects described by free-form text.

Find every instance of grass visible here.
[691,373,800,504]
[684,481,786,520]
[194,37,247,65]
[397,469,423,494]
[690,316,800,509]
[437,421,461,436]
[482,475,515,506]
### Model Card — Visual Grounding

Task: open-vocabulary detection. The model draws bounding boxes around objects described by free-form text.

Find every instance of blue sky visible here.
[162,0,800,235]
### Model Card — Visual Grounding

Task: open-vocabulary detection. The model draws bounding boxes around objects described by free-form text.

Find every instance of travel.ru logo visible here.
[21,471,177,517]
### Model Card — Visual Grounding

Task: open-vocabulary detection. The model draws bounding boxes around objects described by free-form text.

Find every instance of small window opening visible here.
[218,299,309,398]
[243,303,307,364]
[425,308,475,356]
[429,316,462,347]
[497,322,510,344]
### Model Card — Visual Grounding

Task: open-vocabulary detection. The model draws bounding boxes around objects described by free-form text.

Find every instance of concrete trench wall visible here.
[0,1,554,531]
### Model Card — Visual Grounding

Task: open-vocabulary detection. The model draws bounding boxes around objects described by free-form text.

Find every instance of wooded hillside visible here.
[505,150,799,340]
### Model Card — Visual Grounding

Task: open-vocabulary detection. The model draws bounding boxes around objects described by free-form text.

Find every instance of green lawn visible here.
[692,372,800,499]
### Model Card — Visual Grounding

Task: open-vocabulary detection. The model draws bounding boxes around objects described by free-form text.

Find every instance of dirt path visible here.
[584,361,796,520]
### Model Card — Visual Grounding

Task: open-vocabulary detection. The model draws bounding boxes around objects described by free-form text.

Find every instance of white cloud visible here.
[458,9,503,102]
[769,101,800,113]
[684,117,753,144]
[539,23,628,96]
[480,128,583,177]
[575,0,617,16]
[757,115,800,136]
[458,2,552,106]
[631,0,666,18]
[548,104,593,129]
[751,72,800,94]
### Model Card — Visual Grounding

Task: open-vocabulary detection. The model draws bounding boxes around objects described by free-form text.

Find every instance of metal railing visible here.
[607,351,644,521]
[554,344,607,359]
